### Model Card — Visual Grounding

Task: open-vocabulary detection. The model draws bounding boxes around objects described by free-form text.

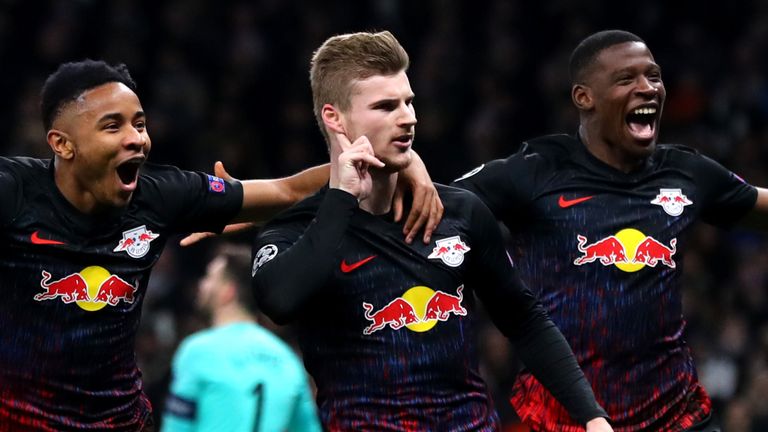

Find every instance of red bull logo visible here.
[573,228,677,272]
[362,285,467,335]
[34,266,137,311]
[113,225,159,259]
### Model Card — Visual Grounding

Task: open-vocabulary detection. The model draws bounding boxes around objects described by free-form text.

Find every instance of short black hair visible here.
[40,59,137,130]
[569,30,645,84]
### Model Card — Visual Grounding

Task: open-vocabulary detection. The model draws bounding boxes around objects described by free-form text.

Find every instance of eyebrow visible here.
[369,95,415,107]
[97,111,146,123]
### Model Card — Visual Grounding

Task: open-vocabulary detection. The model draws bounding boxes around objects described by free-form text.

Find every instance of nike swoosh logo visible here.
[341,255,377,273]
[558,195,594,208]
[30,231,66,245]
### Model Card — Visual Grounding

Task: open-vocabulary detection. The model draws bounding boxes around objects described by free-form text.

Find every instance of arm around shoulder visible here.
[236,163,330,225]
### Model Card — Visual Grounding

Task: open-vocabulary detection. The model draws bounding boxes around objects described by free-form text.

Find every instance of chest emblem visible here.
[651,188,692,216]
[34,266,137,312]
[362,285,467,335]
[113,225,159,258]
[428,236,471,267]
[573,228,677,272]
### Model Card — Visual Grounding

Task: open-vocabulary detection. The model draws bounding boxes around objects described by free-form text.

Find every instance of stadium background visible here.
[1,0,767,430]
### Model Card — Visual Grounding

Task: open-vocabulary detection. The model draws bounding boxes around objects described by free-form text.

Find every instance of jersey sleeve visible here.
[161,341,201,432]
[251,189,357,324]
[451,143,538,221]
[464,194,608,425]
[148,166,244,234]
[692,153,757,227]
[286,368,322,432]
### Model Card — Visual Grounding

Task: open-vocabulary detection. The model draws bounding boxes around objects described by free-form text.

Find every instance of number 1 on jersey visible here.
[253,382,264,432]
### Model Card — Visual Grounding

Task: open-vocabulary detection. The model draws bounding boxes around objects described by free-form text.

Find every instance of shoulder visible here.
[653,143,721,171]
[468,133,574,176]
[523,133,578,153]
[436,183,493,216]
[137,162,190,184]
[236,324,306,374]
[0,157,50,211]
[0,156,50,178]
[655,143,701,160]
[247,325,299,359]
[436,183,481,203]
[519,133,578,161]
[175,328,219,359]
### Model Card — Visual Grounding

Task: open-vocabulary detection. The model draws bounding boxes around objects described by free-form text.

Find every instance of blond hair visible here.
[310,31,410,143]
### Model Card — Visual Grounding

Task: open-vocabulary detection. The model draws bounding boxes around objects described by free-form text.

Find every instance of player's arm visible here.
[466,195,611,429]
[161,344,200,432]
[252,135,382,324]
[252,189,357,324]
[737,186,768,231]
[286,372,322,432]
[233,162,331,225]
[180,150,442,245]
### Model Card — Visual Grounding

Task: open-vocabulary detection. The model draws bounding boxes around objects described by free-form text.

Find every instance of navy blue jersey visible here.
[252,186,606,431]
[0,157,242,431]
[453,134,757,432]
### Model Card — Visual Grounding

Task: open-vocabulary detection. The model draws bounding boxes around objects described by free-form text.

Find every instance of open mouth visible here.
[116,157,144,188]
[626,106,657,141]
[392,134,413,147]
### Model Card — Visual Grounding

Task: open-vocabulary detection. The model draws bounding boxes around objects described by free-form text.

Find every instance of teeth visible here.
[632,107,657,115]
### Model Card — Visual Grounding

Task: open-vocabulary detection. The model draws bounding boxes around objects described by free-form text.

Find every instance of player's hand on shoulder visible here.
[394,150,444,244]
[586,417,613,432]
[330,133,383,201]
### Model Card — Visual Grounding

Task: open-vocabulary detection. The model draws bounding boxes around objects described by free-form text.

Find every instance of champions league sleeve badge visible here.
[113,225,159,258]
[252,244,278,276]
[207,175,226,193]
[428,236,471,267]
[650,188,692,216]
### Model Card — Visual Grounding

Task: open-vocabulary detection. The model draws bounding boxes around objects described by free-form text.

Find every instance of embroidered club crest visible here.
[651,188,692,216]
[113,225,159,258]
[427,236,471,267]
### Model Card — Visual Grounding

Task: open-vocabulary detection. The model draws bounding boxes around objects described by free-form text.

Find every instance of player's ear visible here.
[321,104,346,135]
[47,129,75,160]
[572,84,594,111]
[220,281,238,305]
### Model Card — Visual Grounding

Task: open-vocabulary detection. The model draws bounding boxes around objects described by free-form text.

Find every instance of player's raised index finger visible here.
[336,132,353,151]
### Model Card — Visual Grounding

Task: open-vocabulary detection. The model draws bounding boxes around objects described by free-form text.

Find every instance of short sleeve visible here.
[692,153,757,227]
[161,341,201,431]
[140,165,244,234]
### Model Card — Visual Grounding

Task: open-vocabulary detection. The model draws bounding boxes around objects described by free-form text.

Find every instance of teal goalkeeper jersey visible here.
[161,322,321,432]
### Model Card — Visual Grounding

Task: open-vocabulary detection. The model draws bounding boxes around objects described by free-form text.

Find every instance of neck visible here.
[54,160,97,214]
[578,124,646,173]
[53,159,123,215]
[212,303,255,327]
[359,170,398,215]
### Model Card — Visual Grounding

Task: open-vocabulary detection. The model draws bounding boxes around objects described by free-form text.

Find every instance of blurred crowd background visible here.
[2,0,768,430]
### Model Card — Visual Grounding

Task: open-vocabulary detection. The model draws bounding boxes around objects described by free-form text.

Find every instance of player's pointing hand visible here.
[331,133,384,201]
